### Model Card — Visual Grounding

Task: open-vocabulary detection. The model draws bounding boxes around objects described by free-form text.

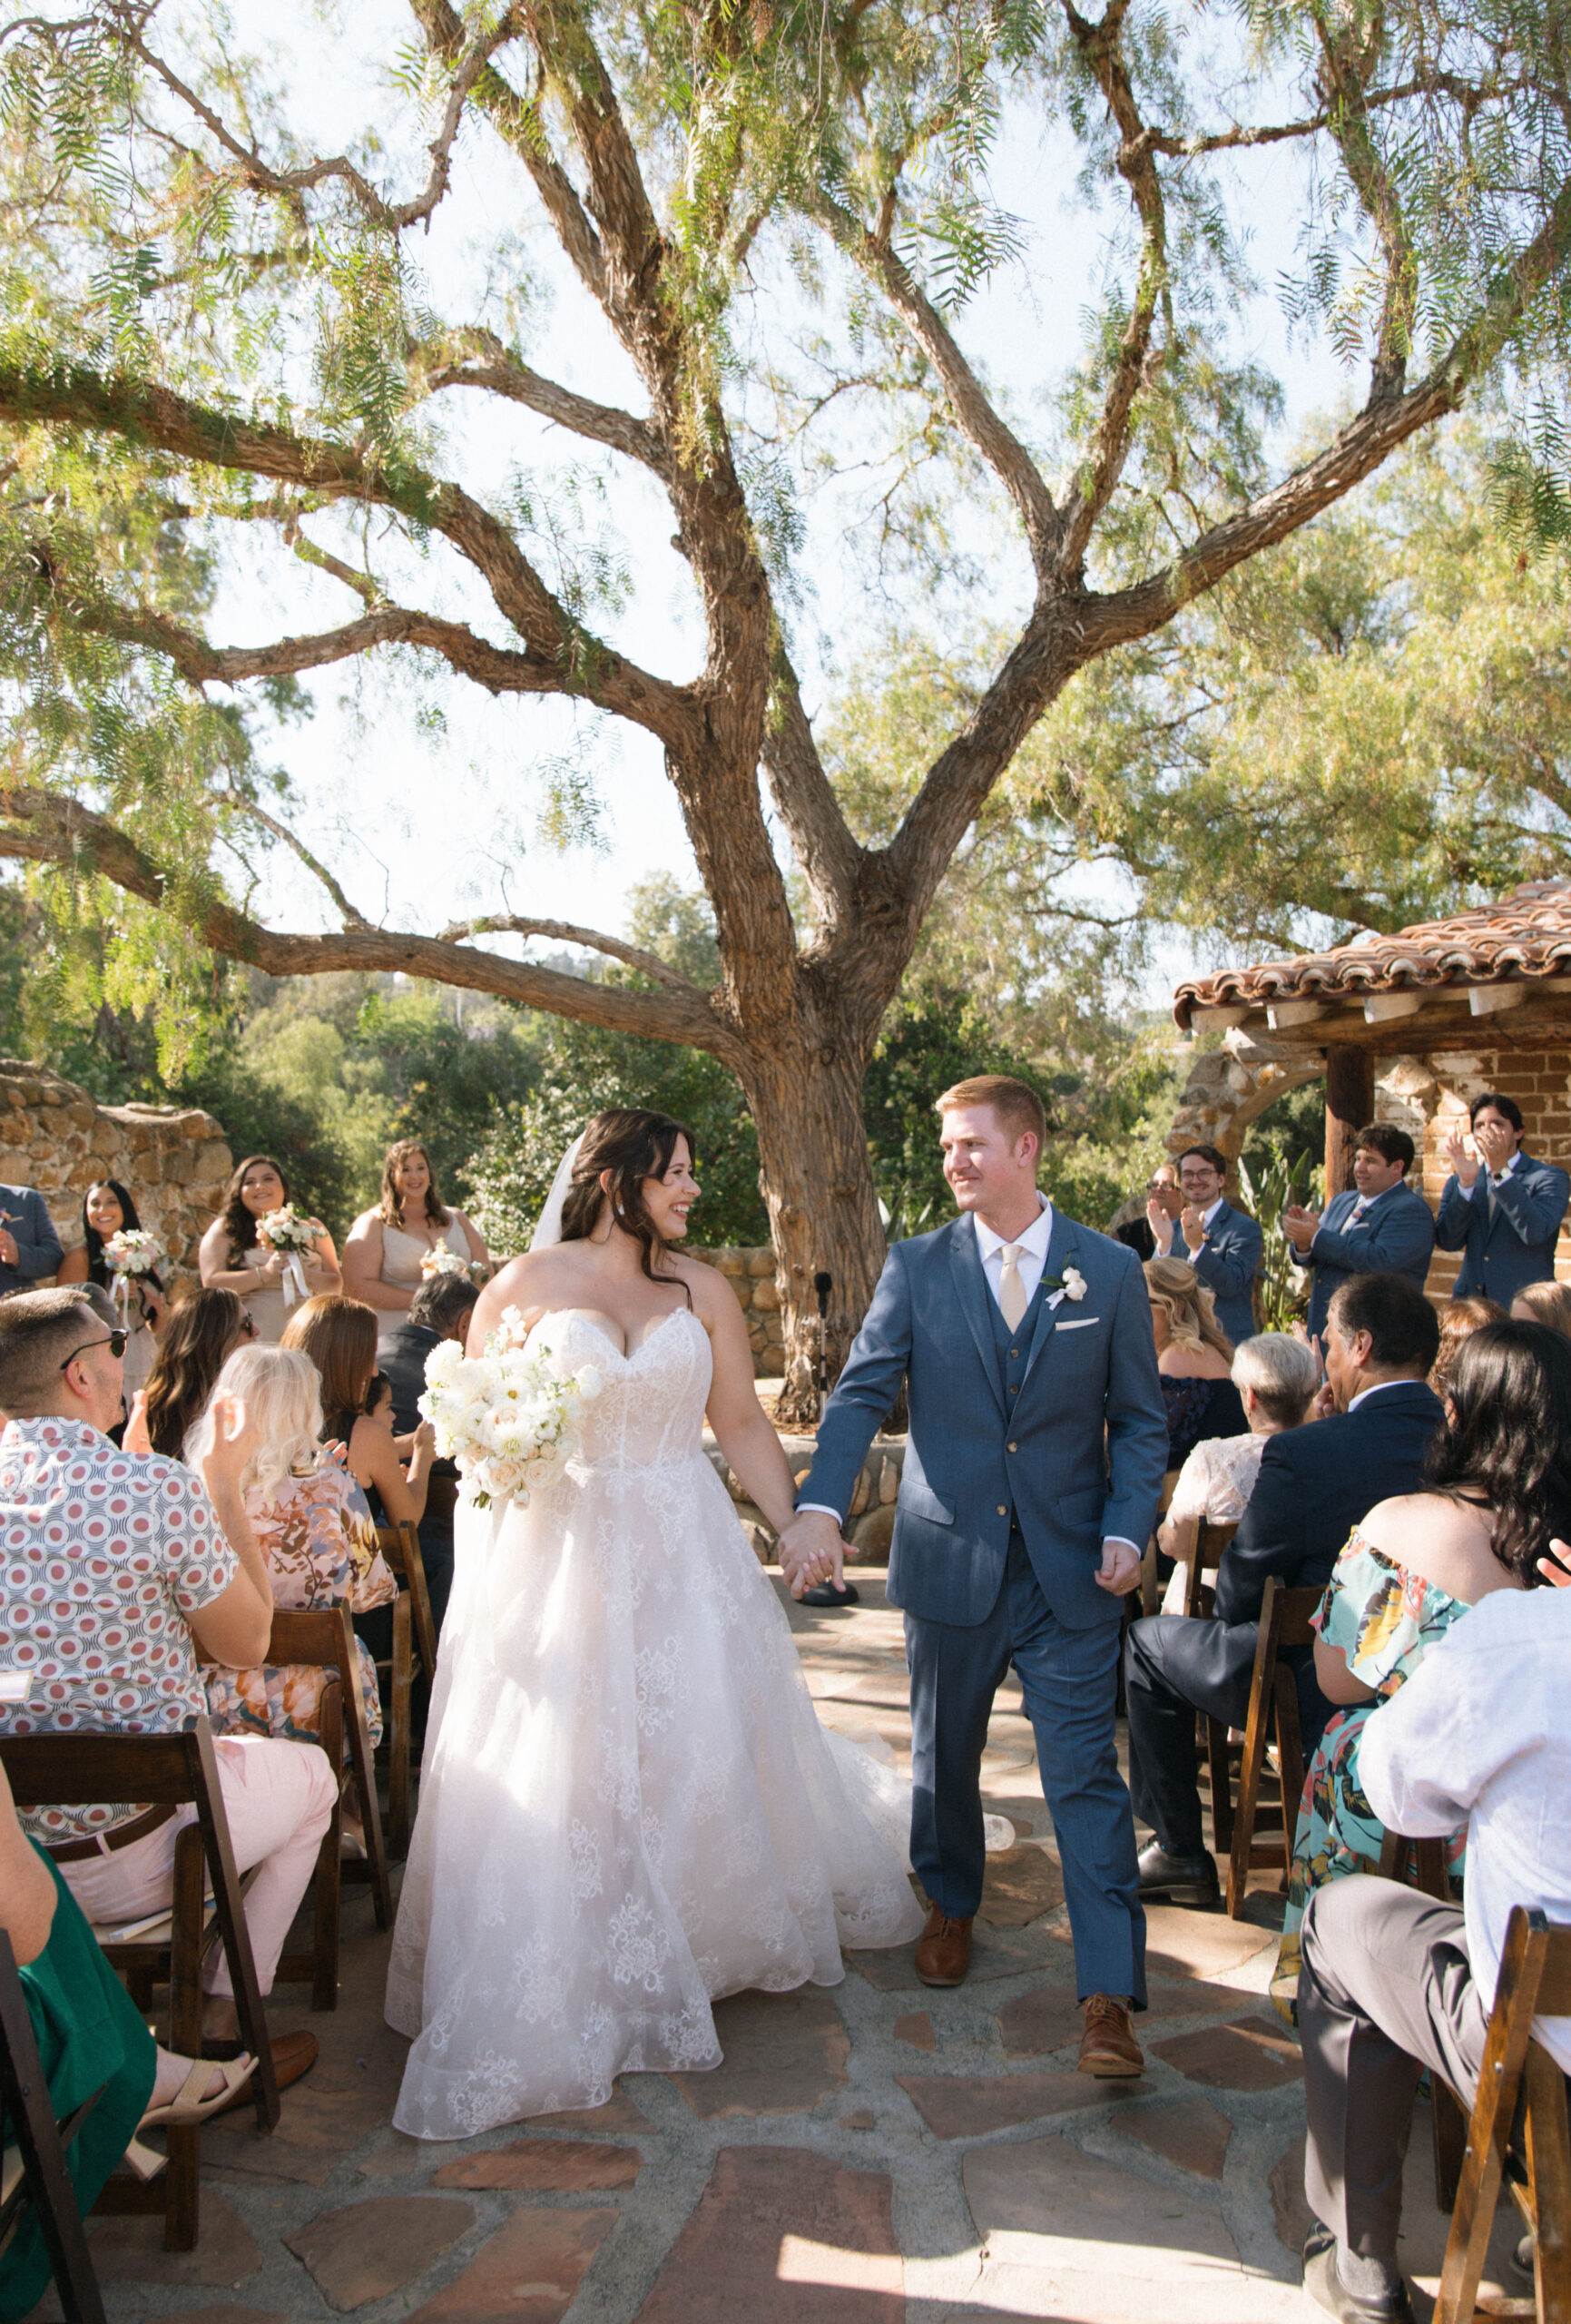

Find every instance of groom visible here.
[782,1076,1168,2074]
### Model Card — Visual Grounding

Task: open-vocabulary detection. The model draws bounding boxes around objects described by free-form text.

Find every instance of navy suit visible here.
[1434,1153,1570,1304]
[802,1210,1168,2004]
[1172,1199,1262,1346]
[1123,1378,1444,1857]
[0,1183,63,1295]
[1304,1181,1436,1343]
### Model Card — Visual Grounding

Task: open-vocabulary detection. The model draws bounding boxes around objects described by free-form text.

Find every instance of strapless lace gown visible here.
[385,1307,926,2138]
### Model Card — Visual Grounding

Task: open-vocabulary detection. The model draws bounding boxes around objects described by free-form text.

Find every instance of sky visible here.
[201,0,1361,1009]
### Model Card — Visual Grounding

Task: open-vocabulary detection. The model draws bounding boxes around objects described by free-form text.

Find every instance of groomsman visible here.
[1282,1123,1437,1344]
[1434,1091,1570,1305]
[0,1177,63,1297]
[1146,1144,1262,1345]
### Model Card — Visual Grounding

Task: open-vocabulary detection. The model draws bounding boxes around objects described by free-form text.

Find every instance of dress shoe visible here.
[1302,2240,1414,2323]
[800,1580,860,1607]
[914,1905,973,1986]
[1136,1840,1220,1904]
[1077,1994,1144,2077]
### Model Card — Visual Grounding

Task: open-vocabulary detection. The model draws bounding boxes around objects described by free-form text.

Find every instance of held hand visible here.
[1094,1538,1143,1596]
[779,1511,844,1599]
[1537,1538,1571,1588]
[0,1221,16,1268]
[254,1246,286,1280]
[411,1418,437,1462]
[1445,1126,1479,1187]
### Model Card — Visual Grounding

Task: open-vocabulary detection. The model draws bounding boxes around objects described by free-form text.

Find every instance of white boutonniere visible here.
[1042,1263,1088,1310]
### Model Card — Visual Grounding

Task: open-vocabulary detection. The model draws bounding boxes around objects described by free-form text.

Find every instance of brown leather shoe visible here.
[1077,1994,1144,2077]
[914,1905,973,1987]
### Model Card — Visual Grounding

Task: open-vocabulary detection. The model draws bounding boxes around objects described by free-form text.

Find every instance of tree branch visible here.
[408,329,669,475]
[436,912,705,993]
[0,782,740,1055]
[818,193,1060,575]
[220,787,371,929]
[758,659,864,930]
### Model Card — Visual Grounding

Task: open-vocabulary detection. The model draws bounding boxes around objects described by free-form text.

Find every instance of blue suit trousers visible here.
[905,1530,1146,2007]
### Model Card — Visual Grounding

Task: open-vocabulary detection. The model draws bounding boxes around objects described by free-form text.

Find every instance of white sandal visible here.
[137,2053,256,2130]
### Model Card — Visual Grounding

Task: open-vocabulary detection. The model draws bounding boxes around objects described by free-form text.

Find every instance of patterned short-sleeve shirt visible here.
[0,1416,239,1838]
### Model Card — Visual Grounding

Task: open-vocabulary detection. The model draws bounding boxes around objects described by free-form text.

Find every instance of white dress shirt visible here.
[1359,1587,1571,2073]
[972,1194,1055,1313]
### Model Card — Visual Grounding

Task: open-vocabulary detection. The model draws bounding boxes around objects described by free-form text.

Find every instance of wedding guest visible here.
[0,1286,334,2084]
[280,1293,435,1529]
[57,1178,169,1407]
[124,1285,253,1459]
[1429,1294,1507,1395]
[0,1174,62,1296]
[190,1345,396,1806]
[1147,1144,1262,1345]
[198,1156,340,1344]
[1124,1273,1442,1906]
[1298,1584,1571,2324]
[376,1272,478,1637]
[1272,1321,1569,2017]
[1156,1332,1320,1584]
[1511,1276,1571,1334]
[1435,1090,1571,1305]
[341,1142,488,1315]
[1113,1164,1181,1262]
[1144,1256,1246,1471]
[1282,1124,1437,1344]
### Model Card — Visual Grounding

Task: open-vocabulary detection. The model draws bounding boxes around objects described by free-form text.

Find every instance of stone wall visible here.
[0,1061,232,1284]
[692,1246,785,1376]
[704,1431,907,1566]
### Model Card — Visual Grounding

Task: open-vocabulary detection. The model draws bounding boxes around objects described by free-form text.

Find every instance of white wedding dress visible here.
[385,1305,928,2139]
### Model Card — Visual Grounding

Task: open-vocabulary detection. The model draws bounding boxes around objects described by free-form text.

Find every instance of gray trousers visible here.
[1300,1876,1488,2262]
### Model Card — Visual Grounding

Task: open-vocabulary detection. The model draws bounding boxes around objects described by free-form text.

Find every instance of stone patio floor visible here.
[31,1576,1525,2324]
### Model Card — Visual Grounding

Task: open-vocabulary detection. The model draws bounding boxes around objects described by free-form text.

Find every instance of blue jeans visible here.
[905,1529,1146,2005]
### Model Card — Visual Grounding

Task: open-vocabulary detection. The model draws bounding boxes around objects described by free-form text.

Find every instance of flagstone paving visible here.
[28,1574,1527,2324]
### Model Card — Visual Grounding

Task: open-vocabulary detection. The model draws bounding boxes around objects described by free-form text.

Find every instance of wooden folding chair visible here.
[373,1523,437,1857]
[270,1599,392,1924]
[1380,1825,1468,2210]
[0,1723,280,2251]
[1209,1575,1319,1916]
[259,1615,344,2012]
[1183,1518,1238,1620]
[0,1927,108,2324]
[1433,1906,1571,2324]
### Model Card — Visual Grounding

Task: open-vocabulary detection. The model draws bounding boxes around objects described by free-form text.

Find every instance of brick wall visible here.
[1374,1045,1571,1296]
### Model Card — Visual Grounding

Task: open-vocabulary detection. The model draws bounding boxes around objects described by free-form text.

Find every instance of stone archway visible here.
[1165,1029,1325,1163]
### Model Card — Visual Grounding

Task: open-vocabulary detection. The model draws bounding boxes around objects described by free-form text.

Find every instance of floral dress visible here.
[203,1463,397,1748]
[1272,1529,1469,2016]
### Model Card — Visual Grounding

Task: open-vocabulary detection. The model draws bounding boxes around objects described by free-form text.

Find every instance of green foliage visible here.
[1235,1147,1322,1334]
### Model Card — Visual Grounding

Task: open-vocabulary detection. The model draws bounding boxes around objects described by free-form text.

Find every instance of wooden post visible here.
[1325,1046,1375,1197]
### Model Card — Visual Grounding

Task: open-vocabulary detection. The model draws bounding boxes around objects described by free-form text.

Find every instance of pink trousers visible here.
[56,1734,337,1995]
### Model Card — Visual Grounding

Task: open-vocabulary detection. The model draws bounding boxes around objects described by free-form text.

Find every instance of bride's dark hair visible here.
[558,1109,697,1296]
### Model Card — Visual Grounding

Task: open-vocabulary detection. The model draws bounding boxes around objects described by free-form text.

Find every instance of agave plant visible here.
[1235,1148,1324,1334]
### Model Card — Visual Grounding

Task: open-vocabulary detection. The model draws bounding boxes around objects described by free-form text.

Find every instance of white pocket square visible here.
[1053,1316,1100,1331]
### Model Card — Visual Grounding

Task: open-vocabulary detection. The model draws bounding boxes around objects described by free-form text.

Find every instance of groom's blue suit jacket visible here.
[800,1211,1169,1632]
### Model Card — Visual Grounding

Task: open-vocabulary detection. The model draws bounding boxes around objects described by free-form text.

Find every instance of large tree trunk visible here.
[741,1037,887,1427]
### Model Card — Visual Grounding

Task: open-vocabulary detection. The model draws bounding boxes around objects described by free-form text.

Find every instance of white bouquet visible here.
[420,1247,481,1283]
[419,1307,602,1510]
[256,1205,321,1305]
[102,1227,164,1325]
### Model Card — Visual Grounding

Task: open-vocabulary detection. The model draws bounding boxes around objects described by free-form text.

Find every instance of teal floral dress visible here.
[1272,1530,1469,2018]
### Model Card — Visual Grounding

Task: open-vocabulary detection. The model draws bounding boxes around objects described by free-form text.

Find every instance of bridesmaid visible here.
[57,1178,169,1409]
[341,1140,488,1315]
[198,1155,340,1343]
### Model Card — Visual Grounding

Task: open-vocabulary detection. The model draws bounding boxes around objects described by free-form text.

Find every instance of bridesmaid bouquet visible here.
[257,1205,319,1305]
[102,1228,164,1325]
[420,1247,482,1283]
[419,1308,603,1510]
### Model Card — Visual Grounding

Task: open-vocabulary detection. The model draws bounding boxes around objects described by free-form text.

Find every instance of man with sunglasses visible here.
[0,1286,335,2085]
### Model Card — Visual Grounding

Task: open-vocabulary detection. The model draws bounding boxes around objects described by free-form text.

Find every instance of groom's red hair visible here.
[935,1075,1046,1155]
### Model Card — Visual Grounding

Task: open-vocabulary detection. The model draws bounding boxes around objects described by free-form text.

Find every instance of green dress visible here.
[1271,1531,1470,2020]
[0,1845,156,2322]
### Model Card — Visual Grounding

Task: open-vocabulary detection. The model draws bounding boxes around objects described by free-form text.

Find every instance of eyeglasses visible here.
[59,1329,128,1372]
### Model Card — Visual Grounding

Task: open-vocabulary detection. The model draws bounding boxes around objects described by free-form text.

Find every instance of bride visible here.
[385,1106,929,2138]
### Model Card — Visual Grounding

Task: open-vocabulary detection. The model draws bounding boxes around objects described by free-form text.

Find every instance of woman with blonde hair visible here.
[280,1293,435,1529]
[1510,1277,1571,1335]
[188,1345,396,1769]
[1144,1255,1247,1470]
[341,1141,489,1316]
